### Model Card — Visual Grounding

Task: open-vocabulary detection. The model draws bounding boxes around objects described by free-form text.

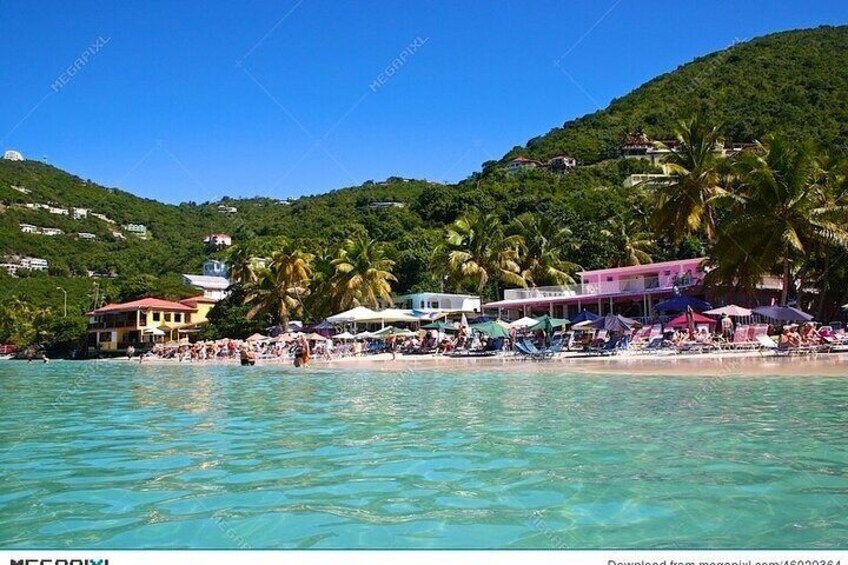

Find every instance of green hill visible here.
[501,25,848,164]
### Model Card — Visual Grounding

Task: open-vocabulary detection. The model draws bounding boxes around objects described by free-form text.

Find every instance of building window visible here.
[152,312,160,322]
[164,313,171,322]
[99,332,111,342]
[174,313,181,323]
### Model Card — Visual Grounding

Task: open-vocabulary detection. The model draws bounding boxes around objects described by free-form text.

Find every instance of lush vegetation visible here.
[501,26,848,165]
[3,26,848,353]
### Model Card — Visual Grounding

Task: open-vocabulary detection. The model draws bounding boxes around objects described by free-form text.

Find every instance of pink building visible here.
[485,257,707,322]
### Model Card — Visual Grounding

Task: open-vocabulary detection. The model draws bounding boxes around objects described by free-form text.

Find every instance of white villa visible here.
[78,232,97,240]
[3,150,24,161]
[393,292,482,314]
[124,224,148,238]
[19,223,38,234]
[182,260,231,301]
[217,205,238,214]
[41,227,63,236]
[203,234,232,247]
[72,207,89,219]
[20,257,49,271]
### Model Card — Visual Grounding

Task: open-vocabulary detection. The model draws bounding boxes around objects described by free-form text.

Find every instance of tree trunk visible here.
[780,253,790,306]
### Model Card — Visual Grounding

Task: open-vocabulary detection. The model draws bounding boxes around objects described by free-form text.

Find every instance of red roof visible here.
[91,297,196,315]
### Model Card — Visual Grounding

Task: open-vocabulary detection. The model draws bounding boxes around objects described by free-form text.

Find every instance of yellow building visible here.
[87,297,214,352]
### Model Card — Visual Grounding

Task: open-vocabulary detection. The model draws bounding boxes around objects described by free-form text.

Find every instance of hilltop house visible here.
[124,224,148,238]
[367,201,406,210]
[47,206,69,216]
[620,132,752,166]
[77,232,97,240]
[19,223,38,234]
[203,233,232,248]
[87,297,213,352]
[72,207,89,219]
[3,150,24,161]
[548,155,577,171]
[41,227,63,236]
[217,205,238,214]
[505,156,544,174]
[20,257,48,271]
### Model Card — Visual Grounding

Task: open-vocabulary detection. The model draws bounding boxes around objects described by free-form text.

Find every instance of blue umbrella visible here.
[653,295,712,313]
[752,305,813,322]
[570,309,600,324]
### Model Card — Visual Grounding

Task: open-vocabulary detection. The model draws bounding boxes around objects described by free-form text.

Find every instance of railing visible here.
[503,276,700,301]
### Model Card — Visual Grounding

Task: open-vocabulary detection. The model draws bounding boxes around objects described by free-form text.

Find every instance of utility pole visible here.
[56,287,68,317]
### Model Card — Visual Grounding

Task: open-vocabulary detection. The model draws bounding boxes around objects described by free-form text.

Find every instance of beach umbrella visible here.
[508,316,538,329]
[421,321,457,333]
[470,321,509,339]
[753,305,813,322]
[528,314,570,333]
[570,309,600,324]
[371,326,415,338]
[354,330,374,339]
[333,331,355,340]
[245,333,268,342]
[666,312,717,328]
[304,332,330,341]
[588,313,641,332]
[703,305,752,317]
[653,296,712,313]
[142,326,165,336]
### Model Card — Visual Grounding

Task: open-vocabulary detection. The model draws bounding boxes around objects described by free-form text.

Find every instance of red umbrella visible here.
[667,312,717,328]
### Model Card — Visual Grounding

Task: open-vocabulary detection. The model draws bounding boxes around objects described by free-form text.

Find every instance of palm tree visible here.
[331,237,397,310]
[600,217,654,267]
[243,242,313,328]
[304,247,341,320]
[433,212,525,300]
[648,115,730,243]
[716,135,848,305]
[508,212,580,286]
[227,244,264,285]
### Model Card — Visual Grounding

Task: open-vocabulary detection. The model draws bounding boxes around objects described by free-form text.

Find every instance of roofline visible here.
[578,257,707,277]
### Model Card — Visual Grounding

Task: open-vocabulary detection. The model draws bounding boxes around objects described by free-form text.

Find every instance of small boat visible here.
[0,354,14,360]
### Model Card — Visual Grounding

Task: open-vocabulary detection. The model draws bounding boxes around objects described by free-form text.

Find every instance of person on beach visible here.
[721,314,734,340]
[127,345,135,360]
[387,334,397,360]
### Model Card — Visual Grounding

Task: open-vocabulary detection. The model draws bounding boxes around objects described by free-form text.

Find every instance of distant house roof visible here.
[91,298,196,315]
[183,274,230,290]
[621,132,652,147]
[180,295,219,306]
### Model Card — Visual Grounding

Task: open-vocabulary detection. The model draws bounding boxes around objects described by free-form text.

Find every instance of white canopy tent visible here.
[326,306,424,328]
[508,316,537,329]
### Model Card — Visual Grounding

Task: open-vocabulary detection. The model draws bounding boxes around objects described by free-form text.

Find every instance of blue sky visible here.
[1,1,846,204]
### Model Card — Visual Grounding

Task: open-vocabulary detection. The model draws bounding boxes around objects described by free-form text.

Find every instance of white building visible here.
[3,150,24,161]
[20,257,48,271]
[91,212,116,223]
[123,224,148,238]
[19,223,38,234]
[548,155,577,171]
[47,206,69,216]
[505,157,544,174]
[203,233,232,247]
[41,227,63,236]
[368,201,406,210]
[182,274,230,301]
[78,232,97,240]
[393,292,482,314]
[217,205,238,214]
[10,185,31,194]
[72,207,89,219]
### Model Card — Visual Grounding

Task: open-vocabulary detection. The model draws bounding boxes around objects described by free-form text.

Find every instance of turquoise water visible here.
[1,361,847,549]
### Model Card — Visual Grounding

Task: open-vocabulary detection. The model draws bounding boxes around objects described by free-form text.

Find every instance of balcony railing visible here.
[502,275,700,301]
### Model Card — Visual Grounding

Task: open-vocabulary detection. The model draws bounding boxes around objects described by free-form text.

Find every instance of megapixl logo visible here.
[9,559,109,565]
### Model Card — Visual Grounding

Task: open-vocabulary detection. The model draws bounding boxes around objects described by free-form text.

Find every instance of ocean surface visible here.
[1,360,847,549]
